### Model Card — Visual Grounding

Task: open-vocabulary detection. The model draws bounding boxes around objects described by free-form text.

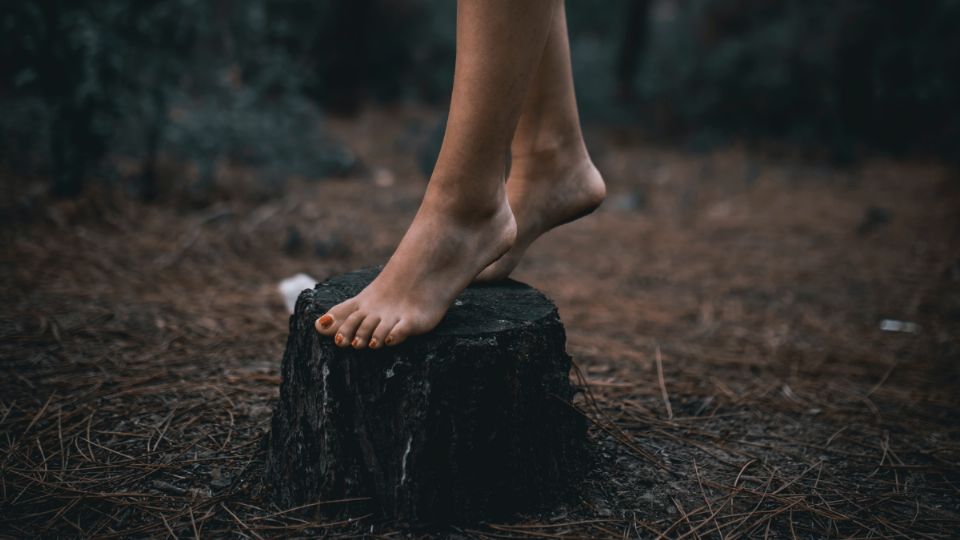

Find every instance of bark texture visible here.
[265,267,587,525]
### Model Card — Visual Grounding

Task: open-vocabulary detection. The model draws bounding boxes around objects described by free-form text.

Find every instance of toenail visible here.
[318,314,333,328]
[369,338,378,349]
[351,337,361,348]
[385,335,395,346]
[335,333,344,345]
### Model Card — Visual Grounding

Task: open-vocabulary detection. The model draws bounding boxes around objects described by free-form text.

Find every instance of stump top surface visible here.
[310,267,558,337]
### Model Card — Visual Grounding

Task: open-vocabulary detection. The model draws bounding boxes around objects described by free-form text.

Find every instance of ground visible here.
[2,106,959,538]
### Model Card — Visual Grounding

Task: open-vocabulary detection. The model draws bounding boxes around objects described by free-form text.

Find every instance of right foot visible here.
[314,188,516,348]
[477,144,605,281]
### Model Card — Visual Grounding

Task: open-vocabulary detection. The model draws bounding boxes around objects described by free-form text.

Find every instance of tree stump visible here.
[265,267,587,525]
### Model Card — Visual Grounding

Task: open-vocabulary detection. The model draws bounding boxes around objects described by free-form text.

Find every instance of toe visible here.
[316,300,359,336]
[335,311,365,347]
[384,319,414,347]
[369,317,399,350]
[352,315,381,349]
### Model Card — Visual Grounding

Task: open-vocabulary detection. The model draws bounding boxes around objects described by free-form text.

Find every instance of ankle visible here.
[422,179,508,223]
[509,137,591,180]
[512,132,586,158]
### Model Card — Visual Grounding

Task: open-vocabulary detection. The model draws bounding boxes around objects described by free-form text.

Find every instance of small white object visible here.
[373,167,395,187]
[879,319,919,333]
[278,273,317,313]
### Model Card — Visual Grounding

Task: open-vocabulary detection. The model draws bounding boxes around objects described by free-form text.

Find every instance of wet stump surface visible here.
[265,267,587,526]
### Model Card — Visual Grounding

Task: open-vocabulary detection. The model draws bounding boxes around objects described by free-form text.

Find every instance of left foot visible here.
[477,144,605,281]
[314,186,517,348]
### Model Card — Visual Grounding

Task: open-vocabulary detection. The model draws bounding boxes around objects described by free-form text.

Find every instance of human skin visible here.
[315,0,604,348]
[476,3,605,281]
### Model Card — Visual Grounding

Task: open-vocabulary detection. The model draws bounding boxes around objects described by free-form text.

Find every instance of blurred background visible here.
[3,2,960,537]
[2,0,959,199]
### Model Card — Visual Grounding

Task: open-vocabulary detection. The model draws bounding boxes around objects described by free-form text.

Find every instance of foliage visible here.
[1,1,203,196]
[640,0,960,159]
[1,0,958,198]
[0,0,362,198]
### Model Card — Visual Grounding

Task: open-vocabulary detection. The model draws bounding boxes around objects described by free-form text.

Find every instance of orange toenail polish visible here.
[318,314,333,328]
[351,337,361,348]
[369,338,378,349]
[335,333,344,345]
[385,335,394,346]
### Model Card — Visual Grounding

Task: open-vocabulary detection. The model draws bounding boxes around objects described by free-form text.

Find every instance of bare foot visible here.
[476,146,605,282]
[314,190,516,348]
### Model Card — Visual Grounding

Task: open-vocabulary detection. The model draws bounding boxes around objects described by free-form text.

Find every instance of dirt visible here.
[2,105,959,538]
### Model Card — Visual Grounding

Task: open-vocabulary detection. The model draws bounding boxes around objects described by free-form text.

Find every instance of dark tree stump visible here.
[265,267,587,525]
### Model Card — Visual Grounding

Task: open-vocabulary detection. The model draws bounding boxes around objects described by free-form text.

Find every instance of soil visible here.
[2,106,959,538]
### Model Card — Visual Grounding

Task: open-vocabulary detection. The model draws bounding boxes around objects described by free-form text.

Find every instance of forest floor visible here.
[2,106,960,538]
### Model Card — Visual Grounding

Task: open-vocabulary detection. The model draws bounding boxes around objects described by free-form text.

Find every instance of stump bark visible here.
[265,267,587,525]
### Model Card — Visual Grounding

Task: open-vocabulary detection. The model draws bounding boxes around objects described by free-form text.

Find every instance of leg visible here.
[315,0,560,347]
[477,2,606,282]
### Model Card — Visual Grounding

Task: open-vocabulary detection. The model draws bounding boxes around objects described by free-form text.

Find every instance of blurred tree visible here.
[616,0,652,104]
[1,1,200,197]
[637,0,960,160]
[2,0,958,200]
[2,2,115,196]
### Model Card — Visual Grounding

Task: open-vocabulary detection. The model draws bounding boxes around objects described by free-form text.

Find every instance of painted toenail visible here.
[385,335,395,345]
[318,314,333,328]
[335,333,344,345]
[351,337,361,348]
[369,338,378,349]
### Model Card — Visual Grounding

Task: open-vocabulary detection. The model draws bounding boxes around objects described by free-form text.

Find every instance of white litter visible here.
[879,319,919,333]
[278,273,317,313]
